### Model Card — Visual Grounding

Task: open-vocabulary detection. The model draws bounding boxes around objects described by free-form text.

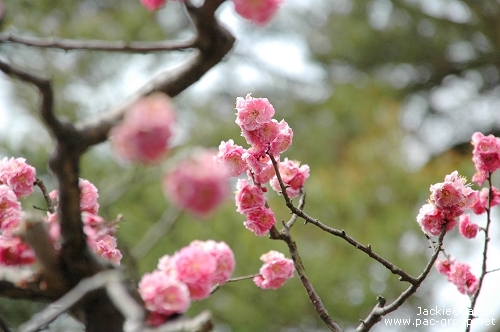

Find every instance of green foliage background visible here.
[1,0,499,331]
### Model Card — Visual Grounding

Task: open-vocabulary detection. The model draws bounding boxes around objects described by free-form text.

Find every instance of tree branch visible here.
[0,33,194,53]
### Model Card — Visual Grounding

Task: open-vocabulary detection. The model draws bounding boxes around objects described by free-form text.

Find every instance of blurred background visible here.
[1,0,500,331]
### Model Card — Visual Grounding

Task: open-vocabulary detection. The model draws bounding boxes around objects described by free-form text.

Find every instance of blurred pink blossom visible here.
[140,0,166,11]
[0,235,36,266]
[111,93,175,164]
[233,0,283,25]
[163,149,229,217]
[471,132,500,185]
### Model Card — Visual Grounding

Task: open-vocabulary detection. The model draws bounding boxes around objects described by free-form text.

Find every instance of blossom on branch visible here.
[110,93,176,165]
[253,250,294,290]
[0,157,36,198]
[458,214,479,239]
[471,132,500,185]
[235,94,275,131]
[216,140,248,177]
[270,158,309,199]
[436,259,478,295]
[471,186,500,215]
[0,185,22,236]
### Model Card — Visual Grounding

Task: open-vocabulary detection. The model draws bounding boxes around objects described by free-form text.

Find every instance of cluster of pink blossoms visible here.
[48,179,122,265]
[471,132,500,185]
[0,158,37,265]
[436,259,478,295]
[138,240,235,326]
[216,94,309,236]
[139,0,283,25]
[253,250,294,290]
[163,149,230,218]
[110,93,176,165]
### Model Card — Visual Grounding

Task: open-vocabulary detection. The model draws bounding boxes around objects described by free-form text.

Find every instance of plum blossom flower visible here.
[0,157,36,198]
[138,270,190,315]
[235,94,275,131]
[241,119,279,146]
[242,148,276,184]
[429,171,476,219]
[435,258,478,295]
[79,178,100,214]
[163,149,229,218]
[0,236,36,266]
[235,178,266,214]
[173,243,217,300]
[111,93,176,164]
[471,187,500,215]
[471,132,500,185]
[253,250,294,290]
[93,235,122,265]
[216,140,248,177]
[243,206,276,236]
[190,240,235,285]
[416,203,456,236]
[140,0,166,11]
[232,0,284,25]
[0,185,22,235]
[269,119,293,157]
[270,158,310,199]
[458,214,479,239]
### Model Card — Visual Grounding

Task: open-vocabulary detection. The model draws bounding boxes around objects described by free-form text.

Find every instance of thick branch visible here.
[76,0,235,148]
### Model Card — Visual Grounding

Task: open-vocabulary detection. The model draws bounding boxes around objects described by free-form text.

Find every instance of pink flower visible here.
[173,244,217,300]
[140,0,166,11]
[190,240,235,285]
[235,94,275,131]
[429,171,476,219]
[0,157,36,198]
[416,203,456,236]
[269,119,293,157]
[163,149,229,218]
[254,250,294,290]
[93,235,122,265]
[241,119,279,147]
[243,206,276,236]
[458,214,479,239]
[111,93,176,164]
[0,185,22,234]
[0,236,36,266]
[471,132,500,185]
[435,258,455,276]
[79,179,99,214]
[216,140,248,177]
[235,178,266,214]
[471,187,500,214]
[242,147,276,184]
[270,158,310,198]
[138,270,191,315]
[447,261,478,295]
[233,0,284,25]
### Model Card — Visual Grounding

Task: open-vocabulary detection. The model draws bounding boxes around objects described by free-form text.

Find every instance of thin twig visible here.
[34,178,55,214]
[0,33,194,53]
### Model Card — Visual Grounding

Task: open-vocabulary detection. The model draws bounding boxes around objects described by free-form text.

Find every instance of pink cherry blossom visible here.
[138,270,191,315]
[0,157,36,198]
[232,0,284,25]
[79,179,99,214]
[111,93,176,164]
[235,94,275,131]
[0,185,22,234]
[93,235,122,265]
[447,261,478,295]
[429,171,476,219]
[254,250,294,290]
[242,147,276,184]
[235,178,266,214]
[471,132,500,185]
[173,244,217,300]
[216,140,248,177]
[269,119,293,157]
[241,119,279,147]
[270,158,310,199]
[163,149,229,218]
[140,0,166,11]
[435,258,455,276]
[243,206,276,236]
[458,214,479,239]
[416,203,456,236]
[0,235,36,266]
[471,187,500,214]
[190,240,235,285]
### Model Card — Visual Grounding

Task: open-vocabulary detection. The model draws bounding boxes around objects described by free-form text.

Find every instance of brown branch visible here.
[269,224,344,332]
[75,0,235,149]
[34,178,55,214]
[267,153,416,284]
[0,33,194,53]
[356,227,446,331]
